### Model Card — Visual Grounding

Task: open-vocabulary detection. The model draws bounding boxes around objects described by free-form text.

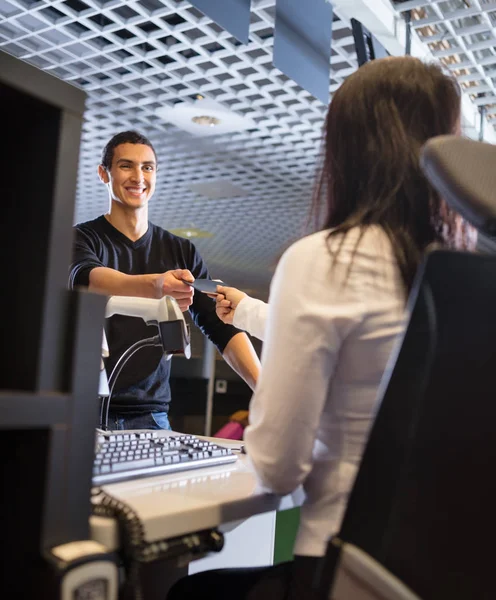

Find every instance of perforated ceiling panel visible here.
[393,0,496,133]
[1,0,362,295]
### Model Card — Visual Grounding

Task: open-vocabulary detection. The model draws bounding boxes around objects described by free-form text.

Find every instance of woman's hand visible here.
[215,286,248,325]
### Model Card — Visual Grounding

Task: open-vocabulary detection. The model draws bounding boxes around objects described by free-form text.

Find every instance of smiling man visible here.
[70,130,260,431]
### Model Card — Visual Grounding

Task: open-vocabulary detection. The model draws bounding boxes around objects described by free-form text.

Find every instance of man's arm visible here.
[182,240,260,388]
[70,227,195,310]
[88,267,194,311]
[221,331,261,391]
[88,266,157,297]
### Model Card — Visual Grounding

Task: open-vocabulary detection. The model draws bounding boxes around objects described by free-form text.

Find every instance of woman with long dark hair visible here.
[168,56,472,600]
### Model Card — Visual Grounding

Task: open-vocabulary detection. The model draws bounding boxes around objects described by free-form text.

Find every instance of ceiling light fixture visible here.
[169,227,213,239]
[191,115,221,127]
[156,97,257,137]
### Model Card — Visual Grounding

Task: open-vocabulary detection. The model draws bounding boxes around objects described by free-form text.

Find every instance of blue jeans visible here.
[108,411,171,431]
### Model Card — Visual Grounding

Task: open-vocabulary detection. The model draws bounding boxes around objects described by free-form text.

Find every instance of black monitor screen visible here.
[351,18,390,66]
[371,34,389,60]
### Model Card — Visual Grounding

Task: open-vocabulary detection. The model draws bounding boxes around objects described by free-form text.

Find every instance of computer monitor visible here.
[1,50,106,593]
[351,18,390,66]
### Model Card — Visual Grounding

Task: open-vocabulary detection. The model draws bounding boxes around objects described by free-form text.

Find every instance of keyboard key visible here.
[112,458,155,472]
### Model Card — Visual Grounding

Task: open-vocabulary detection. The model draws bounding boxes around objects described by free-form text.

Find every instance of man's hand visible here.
[154,269,195,311]
[215,286,247,325]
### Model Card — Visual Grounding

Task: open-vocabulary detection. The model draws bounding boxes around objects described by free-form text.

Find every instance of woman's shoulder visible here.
[283,226,393,259]
[282,229,330,256]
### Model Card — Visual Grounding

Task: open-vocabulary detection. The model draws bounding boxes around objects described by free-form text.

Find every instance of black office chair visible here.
[421,134,496,257]
[317,136,496,600]
[420,135,496,236]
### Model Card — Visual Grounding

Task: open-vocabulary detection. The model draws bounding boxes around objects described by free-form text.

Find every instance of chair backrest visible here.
[421,134,496,256]
[326,250,496,600]
[420,135,496,237]
[477,231,496,255]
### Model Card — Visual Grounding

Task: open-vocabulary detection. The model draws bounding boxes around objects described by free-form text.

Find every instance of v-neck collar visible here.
[100,215,152,249]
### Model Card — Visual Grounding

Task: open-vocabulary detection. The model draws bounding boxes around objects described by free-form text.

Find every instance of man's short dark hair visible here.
[101,130,157,170]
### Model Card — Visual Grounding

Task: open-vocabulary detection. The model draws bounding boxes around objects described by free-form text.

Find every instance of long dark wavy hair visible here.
[312,56,470,293]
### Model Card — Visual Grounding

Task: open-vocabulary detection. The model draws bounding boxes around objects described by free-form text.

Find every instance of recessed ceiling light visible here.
[191,115,221,127]
[156,97,257,137]
[169,227,213,239]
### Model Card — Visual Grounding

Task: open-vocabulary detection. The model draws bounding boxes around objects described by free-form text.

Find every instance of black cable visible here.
[405,10,412,56]
[92,486,224,599]
[92,488,146,600]
[100,335,162,430]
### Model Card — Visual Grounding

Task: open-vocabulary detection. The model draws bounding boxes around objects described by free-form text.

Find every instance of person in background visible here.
[167,56,473,600]
[70,131,260,431]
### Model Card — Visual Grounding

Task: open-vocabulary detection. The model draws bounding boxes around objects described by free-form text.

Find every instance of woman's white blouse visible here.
[241,227,406,557]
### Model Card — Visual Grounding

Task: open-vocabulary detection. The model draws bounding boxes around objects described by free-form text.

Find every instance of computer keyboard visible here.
[93,429,237,485]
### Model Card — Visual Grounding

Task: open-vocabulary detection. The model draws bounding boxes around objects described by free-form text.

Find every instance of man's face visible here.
[98,143,157,209]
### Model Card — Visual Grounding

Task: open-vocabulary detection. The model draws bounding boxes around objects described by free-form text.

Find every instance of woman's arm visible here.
[216,287,269,341]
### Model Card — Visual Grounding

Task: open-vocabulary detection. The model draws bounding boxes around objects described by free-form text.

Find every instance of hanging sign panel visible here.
[273,0,333,105]
[190,0,252,44]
